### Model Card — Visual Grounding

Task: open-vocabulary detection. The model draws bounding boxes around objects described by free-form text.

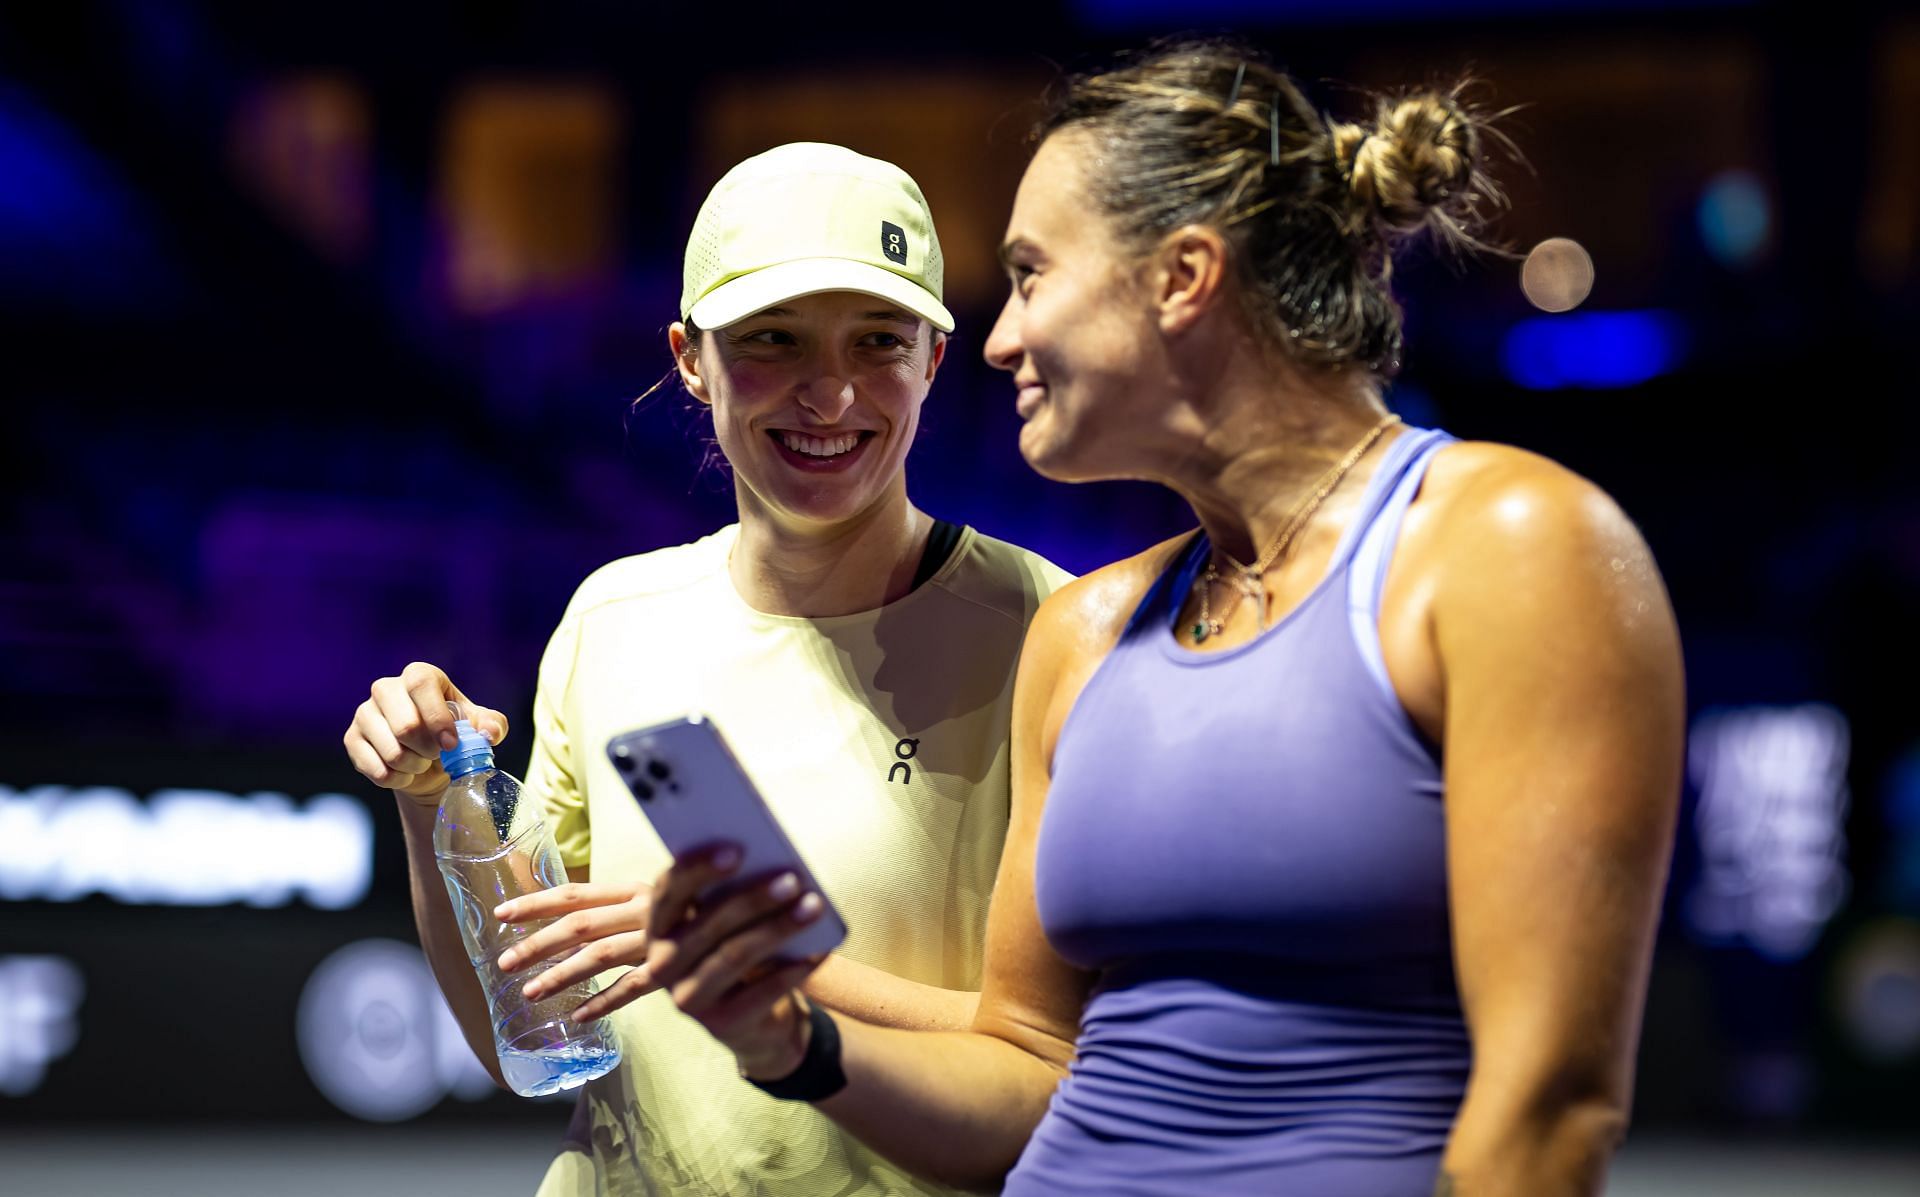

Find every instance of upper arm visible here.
[968,572,1141,1070]
[1433,456,1683,1125]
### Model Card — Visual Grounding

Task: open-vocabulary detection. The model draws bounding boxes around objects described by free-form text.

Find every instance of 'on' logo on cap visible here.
[881,222,908,265]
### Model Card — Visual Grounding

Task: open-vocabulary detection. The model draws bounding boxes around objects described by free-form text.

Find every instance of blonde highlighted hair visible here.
[1039,38,1510,376]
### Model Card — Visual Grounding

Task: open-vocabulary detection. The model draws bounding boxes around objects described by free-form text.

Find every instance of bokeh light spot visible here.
[1698,168,1772,268]
[1521,236,1595,313]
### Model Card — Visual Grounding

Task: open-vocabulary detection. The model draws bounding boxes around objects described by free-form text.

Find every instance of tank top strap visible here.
[1322,425,1452,575]
[1117,426,1453,646]
[1345,428,1456,704]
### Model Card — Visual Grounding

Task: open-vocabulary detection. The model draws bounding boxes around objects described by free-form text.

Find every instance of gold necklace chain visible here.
[1192,413,1401,644]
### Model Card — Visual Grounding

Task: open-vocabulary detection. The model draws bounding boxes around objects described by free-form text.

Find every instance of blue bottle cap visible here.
[440,719,495,779]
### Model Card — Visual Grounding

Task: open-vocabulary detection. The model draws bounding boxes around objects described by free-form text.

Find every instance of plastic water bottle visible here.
[435,716,621,1096]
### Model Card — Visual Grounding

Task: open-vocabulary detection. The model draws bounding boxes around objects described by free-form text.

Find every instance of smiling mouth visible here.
[767,429,876,471]
[772,429,871,457]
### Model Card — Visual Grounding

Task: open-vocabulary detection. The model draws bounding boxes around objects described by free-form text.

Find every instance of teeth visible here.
[779,431,860,457]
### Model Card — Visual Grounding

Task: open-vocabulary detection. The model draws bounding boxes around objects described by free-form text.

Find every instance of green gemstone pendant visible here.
[1192,622,1209,642]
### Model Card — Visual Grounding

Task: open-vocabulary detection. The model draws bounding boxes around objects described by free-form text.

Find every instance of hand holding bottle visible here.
[431,716,622,1095]
[343,661,510,804]
[496,881,661,1021]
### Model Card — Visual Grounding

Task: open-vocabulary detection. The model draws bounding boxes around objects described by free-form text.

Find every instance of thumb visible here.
[440,680,509,746]
[469,705,511,746]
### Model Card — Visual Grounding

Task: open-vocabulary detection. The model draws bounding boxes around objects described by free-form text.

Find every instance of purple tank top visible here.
[1008,428,1466,1197]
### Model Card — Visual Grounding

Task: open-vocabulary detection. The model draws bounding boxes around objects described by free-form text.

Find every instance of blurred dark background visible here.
[3,0,1918,1192]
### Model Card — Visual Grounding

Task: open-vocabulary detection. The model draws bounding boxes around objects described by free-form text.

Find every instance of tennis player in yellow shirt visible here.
[343,143,1070,1195]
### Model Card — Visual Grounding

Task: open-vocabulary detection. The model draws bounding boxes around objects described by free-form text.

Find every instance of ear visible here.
[668,322,712,405]
[1152,225,1231,337]
[923,328,948,383]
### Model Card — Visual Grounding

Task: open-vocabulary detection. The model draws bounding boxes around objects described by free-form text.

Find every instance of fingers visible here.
[343,718,397,786]
[647,865,798,993]
[422,664,509,748]
[370,662,510,756]
[571,848,830,1076]
[471,703,510,747]
[352,702,413,774]
[345,662,509,801]
[372,670,446,759]
[568,964,660,1022]
[496,886,651,973]
[495,881,644,928]
[658,889,826,1018]
[646,844,743,943]
[397,661,462,750]
[345,698,440,793]
[521,930,651,1000]
[676,872,808,966]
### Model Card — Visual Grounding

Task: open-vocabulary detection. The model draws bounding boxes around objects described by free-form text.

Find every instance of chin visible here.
[1016,421,1059,474]
[1017,425,1105,485]
[780,493,877,528]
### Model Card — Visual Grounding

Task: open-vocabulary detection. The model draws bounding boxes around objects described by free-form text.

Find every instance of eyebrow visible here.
[997,238,1037,268]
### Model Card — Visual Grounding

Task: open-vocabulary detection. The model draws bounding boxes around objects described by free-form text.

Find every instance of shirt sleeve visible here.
[525,591,592,873]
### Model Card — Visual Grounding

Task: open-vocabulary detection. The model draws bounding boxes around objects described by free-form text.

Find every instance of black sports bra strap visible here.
[911,518,965,591]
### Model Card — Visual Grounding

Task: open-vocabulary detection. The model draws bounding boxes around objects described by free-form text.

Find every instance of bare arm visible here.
[499,883,979,1033]
[803,955,978,1032]
[345,662,517,1090]
[635,573,1142,1189]
[1429,457,1684,1195]
[641,744,1085,1189]
[395,793,509,1089]
[812,628,1097,1183]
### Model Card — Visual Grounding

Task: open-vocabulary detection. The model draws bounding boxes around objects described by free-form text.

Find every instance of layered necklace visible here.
[1191,413,1401,644]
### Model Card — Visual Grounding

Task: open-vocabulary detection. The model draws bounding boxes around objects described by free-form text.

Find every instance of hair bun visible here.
[1335,90,1492,246]
[1035,38,1510,375]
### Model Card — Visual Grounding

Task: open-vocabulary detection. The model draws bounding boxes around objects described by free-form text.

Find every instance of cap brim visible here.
[687,257,955,333]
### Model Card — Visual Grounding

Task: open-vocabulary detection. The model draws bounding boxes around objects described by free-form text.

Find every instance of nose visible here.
[797,370,857,423]
[983,293,1022,373]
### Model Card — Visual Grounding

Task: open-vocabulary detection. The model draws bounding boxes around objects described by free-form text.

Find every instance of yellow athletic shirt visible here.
[524,522,1071,1196]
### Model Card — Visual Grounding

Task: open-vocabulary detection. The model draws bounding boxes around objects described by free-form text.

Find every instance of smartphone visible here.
[604,714,847,962]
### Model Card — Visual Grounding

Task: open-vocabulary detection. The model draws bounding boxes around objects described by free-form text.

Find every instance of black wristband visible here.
[744,1000,847,1102]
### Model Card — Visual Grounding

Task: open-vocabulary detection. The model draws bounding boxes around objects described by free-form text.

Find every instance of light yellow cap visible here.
[680,142,954,333]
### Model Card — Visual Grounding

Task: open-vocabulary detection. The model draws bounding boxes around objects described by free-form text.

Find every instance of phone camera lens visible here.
[612,745,634,771]
[646,760,671,781]
[632,778,655,801]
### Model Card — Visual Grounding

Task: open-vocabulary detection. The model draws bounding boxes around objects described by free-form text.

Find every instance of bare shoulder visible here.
[1028,531,1195,665]
[1418,440,1676,656]
[1420,440,1650,570]
[1015,531,1195,763]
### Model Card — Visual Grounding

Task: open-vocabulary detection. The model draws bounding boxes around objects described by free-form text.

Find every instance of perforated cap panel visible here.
[680,142,949,330]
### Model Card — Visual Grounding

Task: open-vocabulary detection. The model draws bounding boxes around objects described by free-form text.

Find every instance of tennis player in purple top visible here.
[633,38,1684,1197]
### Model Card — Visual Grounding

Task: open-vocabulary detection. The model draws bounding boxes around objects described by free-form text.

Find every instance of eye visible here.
[739,328,798,346]
[1010,264,1038,297]
[862,331,908,349]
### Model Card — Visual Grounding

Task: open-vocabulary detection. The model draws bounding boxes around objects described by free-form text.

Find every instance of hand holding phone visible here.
[606,716,846,1079]
[605,715,847,963]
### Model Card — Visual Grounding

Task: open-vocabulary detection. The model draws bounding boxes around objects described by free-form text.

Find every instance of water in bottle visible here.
[435,716,621,1096]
